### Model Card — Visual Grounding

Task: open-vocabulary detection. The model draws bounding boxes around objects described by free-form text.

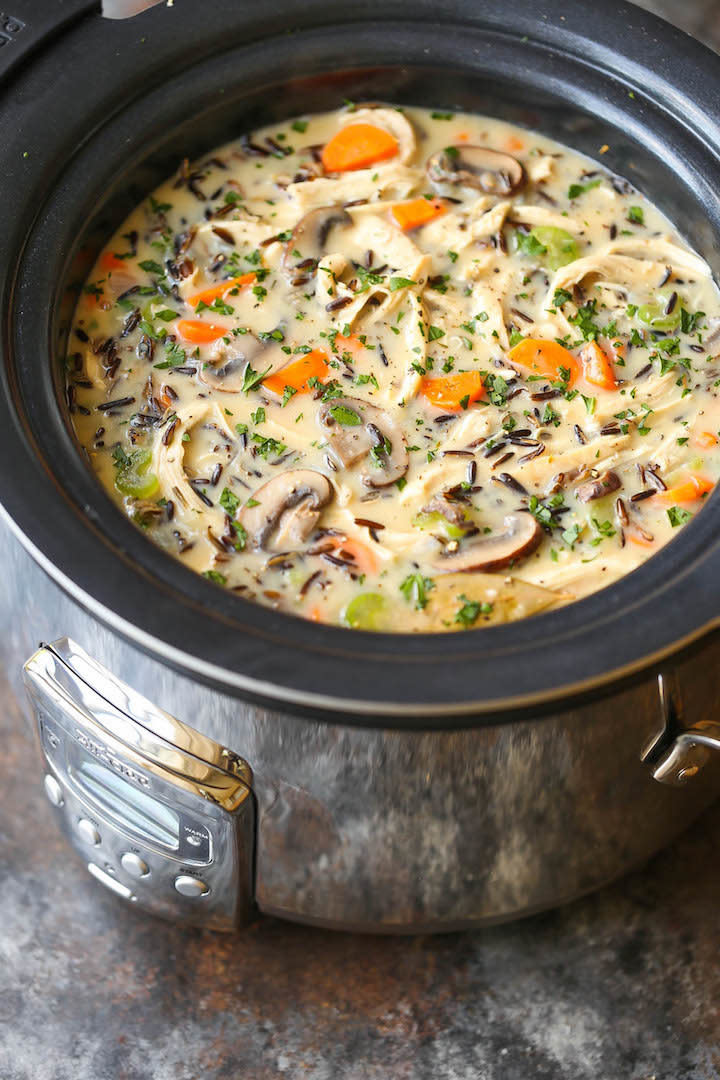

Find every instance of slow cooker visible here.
[2,0,720,933]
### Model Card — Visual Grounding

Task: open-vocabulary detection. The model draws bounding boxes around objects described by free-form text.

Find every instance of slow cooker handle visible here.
[643,673,720,787]
[102,0,166,18]
[0,2,95,86]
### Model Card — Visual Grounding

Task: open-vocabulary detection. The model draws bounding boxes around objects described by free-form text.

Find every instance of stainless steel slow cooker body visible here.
[1,0,720,931]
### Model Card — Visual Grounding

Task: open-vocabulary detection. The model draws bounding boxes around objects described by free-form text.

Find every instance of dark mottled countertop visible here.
[2,3,720,1079]
[3,677,720,1080]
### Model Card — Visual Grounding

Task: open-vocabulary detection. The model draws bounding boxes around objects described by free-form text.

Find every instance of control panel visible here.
[24,639,254,931]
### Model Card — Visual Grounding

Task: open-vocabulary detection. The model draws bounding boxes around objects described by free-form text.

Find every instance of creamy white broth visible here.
[67,105,720,631]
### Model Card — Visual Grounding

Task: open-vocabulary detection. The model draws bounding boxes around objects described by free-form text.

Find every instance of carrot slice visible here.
[333,333,364,355]
[694,431,718,450]
[508,338,580,385]
[100,251,129,272]
[325,535,379,576]
[580,341,617,391]
[321,123,398,173]
[505,135,525,153]
[176,319,227,344]
[627,528,656,549]
[656,473,714,505]
[391,197,446,231]
[188,273,256,308]
[419,371,485,411]
[263,350,329,397]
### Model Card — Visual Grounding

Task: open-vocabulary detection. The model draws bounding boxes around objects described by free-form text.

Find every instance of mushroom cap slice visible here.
[433,513,542,573]
[318,395,409,487]
[282,205,352,283]
[426,146,525,196]
[239,469,333,551]
[575,470,622,503]
[198,335,282,393]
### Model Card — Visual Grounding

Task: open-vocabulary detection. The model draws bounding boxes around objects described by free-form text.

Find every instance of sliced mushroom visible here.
[199,335,282,393]
[433,513,542,573]
[239,469,333,551]
[426,146,525,196]
[318,396,408,487]
[419,495,475,534]
[575,470,622,503]
[282,205,352,283]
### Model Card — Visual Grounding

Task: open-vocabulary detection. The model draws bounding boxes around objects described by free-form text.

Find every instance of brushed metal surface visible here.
[23,638,254,930]
[2,518,719,930]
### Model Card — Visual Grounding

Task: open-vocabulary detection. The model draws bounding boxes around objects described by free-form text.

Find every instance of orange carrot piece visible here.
[188,273,256,308]
[419,371,485,412]
[455,131,470,143]
[508,338,580,385]
[332,333,366,357]
[580,341,617,391]
[321,123,398,173]
[326,536,379,576]
[100,251,128,272]
[656,473,714,505]
[627,528,656,549]
[695,431,718,450]
[308,605,325,622]
[263,350,329,397]
[176,319,227,344]
[505,135,525,153]
[391,197,447,231]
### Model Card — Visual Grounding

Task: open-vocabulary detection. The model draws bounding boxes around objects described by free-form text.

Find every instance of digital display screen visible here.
[69,750,179,850]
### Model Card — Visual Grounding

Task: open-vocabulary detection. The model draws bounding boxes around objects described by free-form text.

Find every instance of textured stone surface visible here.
[2,2,720,1078]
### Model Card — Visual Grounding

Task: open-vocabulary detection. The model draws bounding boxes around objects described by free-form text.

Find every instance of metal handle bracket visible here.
[643,673,720,787]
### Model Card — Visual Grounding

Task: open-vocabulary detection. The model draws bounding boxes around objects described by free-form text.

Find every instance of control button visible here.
[120,852,150,879]
[76,818,101,846]
[174,875,209,898]
[43,774,64,807]
[87,862,136,901]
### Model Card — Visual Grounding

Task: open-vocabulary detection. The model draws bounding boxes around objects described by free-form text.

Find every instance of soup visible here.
[67,105,720,631]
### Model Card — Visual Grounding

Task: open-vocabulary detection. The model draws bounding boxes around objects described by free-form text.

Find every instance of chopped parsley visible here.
[667,506,692,527]
[568,178,602,199]
[329,404,362,426]
[153,342,187,369]
[455,594,493,627]
[569,299,602,341]
[138,259,165,275]
[513,230,547,258]
[241,364,272,393]
[203,570,227,586]
[399,573,435,610]
[251,434,287,459]
[219,488,241,515]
